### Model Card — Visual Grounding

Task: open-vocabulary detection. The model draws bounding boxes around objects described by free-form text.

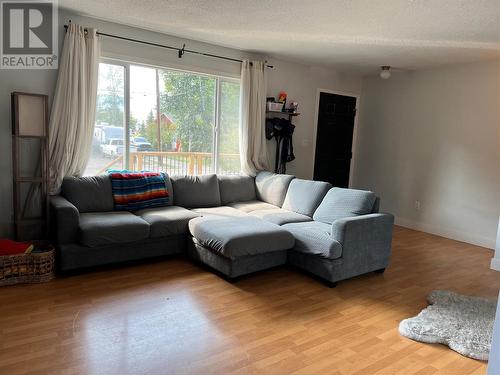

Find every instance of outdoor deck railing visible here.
[97,151,240,175]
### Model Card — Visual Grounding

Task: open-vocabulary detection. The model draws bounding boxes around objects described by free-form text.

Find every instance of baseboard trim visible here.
[491,258,500,272]
[394,216,495,250]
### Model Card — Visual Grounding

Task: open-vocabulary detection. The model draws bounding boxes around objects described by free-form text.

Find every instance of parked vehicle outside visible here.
[101,138,137,157]
[95,125,124,144]
[131,136,153,152]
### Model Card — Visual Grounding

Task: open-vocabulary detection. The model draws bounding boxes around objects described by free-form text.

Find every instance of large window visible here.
[85,61,241,176]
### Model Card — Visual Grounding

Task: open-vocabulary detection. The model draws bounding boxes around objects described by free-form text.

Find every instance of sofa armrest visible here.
[330,213,394,265]
[50,196,80,244]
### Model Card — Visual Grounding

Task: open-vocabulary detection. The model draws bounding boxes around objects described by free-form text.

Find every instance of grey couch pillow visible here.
[171,174,221,208]
[313,187,376,224]
[61,175,114,213]
[218,175,256,204]
[164,175,173,206]
[282,179,332,217]
[255,171,295,207]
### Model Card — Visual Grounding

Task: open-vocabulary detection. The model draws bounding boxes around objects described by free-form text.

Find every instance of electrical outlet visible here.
[415,200,421,210]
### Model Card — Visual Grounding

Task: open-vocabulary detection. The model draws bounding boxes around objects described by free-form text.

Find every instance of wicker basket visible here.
[0,241,55,286]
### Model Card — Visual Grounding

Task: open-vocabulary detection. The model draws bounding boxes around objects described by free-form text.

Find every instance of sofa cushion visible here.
[189,216,295,258]
[171,174,221,208]
[79,212,150,247]
[218,175,256,205]
[313,188,377,225]
[255,171,295,207]
[282,221,342,259]
[249,208,312,225]
[191,206,248,219]
[135,206,200,238]
[282,179,332,217]
[62,175,114,213]
[227,200,278,213]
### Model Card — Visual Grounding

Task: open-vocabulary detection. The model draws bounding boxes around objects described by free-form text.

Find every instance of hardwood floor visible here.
[0,226,498,374]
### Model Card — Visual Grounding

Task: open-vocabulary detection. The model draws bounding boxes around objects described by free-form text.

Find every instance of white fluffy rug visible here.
[399,290,497,360]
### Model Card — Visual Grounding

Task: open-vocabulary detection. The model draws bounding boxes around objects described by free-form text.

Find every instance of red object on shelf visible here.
[278,91,287,103]
[0,239,33,256]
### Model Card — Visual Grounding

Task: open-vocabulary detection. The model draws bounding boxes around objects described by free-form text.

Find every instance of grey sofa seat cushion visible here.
[282,179,332,217]
[255,171,295,207]
[227,200,278,213]
[191,206,249,219]
[282,221,342,259]
[135,206,200,238]
[313,187,377,224]
[171,174,221,208]
[249,208,312,225]
[79,212,150,247]
[218,175,256,204]
[189,217,295,258]
[62,175,114,213]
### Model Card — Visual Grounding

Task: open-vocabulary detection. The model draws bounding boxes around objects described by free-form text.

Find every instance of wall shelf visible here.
[266,110,300,117]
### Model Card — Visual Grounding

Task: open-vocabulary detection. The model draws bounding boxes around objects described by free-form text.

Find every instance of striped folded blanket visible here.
[109,172,169,211]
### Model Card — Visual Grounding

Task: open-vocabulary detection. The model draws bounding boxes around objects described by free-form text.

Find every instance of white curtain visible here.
[239,60,269,176]
[48,23,101,194]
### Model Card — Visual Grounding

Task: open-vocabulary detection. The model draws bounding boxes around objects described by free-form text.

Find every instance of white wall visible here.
[266,60,361,178]
[0,10,361,237]
[0,47,60,239]
[354,61,500,249]
[491,217,500,270]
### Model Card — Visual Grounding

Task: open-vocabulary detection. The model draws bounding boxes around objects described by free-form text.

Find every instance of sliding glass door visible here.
[158,69,216,175]
[85,60,240,176]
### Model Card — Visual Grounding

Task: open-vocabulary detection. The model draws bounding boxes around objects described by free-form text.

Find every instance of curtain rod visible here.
[63,23,274,68]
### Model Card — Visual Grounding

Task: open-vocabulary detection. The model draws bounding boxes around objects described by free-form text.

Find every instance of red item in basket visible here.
[0,239,33,255]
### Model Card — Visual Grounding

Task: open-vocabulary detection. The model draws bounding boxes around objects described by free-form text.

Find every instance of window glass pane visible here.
[158,69,216,175]
[85,63,125,175]
[85,62,240,177]
[129,65,158,171]
[218,80,241,175]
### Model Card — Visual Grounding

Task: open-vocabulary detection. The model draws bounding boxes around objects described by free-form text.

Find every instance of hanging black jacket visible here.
[265,117,295,173]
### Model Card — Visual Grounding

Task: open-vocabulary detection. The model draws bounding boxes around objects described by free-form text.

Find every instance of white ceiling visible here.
[59,0,500,74]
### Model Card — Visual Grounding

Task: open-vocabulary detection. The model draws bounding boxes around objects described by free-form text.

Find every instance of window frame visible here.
[98,57,240,174]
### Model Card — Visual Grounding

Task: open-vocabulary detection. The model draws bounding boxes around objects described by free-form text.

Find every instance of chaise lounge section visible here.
[285,188,393,286]
[50,171,394,286]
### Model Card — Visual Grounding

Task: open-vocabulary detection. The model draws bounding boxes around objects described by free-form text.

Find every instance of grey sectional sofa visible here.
[50,171,394,286]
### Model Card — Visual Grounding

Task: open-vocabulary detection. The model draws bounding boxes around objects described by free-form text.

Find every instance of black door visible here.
[313,92,356,187]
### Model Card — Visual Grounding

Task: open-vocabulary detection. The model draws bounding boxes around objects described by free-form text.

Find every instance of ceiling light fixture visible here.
[380,66,391,79]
